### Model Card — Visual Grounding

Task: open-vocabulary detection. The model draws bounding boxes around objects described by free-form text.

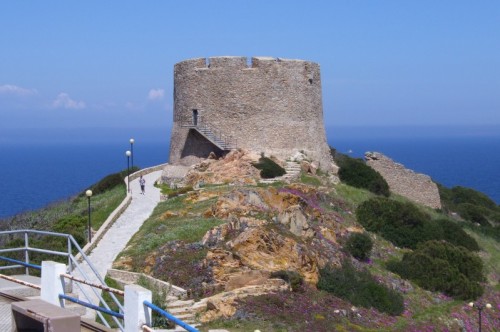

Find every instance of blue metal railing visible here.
[59,294,124,319]
[143,301,199,332]
[0,256,41,270]
[0,230,124,330]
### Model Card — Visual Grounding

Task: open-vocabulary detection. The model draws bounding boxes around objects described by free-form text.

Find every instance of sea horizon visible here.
[1,124,498,219]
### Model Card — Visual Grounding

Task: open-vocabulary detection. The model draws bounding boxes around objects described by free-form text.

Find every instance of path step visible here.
[168,299,195,309]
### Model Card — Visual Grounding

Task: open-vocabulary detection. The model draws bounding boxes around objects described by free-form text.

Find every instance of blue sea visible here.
[0,139,170,219]
[0,126,498,219]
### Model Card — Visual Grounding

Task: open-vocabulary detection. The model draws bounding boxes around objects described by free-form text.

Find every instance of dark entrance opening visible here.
[192,109,198,126]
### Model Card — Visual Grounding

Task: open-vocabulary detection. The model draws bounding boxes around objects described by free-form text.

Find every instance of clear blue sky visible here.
[1,1,499,142]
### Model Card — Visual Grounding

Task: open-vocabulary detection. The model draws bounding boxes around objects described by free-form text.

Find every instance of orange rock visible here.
[228,227,319,284]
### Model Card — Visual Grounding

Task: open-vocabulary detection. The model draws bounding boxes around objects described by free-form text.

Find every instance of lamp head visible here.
[126,150,131,157]
[468,302,474,308]
[86,190,93,197]
[130,138,135,144]
[486,303,492,309]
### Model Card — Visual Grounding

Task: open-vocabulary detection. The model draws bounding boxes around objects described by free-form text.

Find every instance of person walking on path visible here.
[139,175,146,194]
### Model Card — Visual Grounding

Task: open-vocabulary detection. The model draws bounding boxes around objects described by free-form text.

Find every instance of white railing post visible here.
[125,284,152,332]
[41,261,66,305]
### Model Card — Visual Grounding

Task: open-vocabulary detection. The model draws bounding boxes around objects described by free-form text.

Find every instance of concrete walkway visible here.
[74,170,163,320]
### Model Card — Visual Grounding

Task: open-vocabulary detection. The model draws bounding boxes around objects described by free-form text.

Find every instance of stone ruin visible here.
[365,152,442,209]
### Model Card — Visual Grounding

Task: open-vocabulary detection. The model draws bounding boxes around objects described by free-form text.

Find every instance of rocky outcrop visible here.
[199,279,289,323]
[183,149,261,186]
[365,152,441,209]
[227,227,320,284]
[160,164,191,185]
[278,206,315,238]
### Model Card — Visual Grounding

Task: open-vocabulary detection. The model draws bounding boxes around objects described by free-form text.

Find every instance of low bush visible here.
[456,203,490,226]
[448,186,497,210]
[52,215,87,247]
[253,157,286,179]
[270,270,304,292]
[356,197,429,248]
[157,184,194,198]
[439,184,499,226]
[435,218,480,251]
[356,197,479,250]
[387,240,484,300]
[345,232,373,261]
[88,166,139,195]
[333,152,389,197]
[318,260,404,316]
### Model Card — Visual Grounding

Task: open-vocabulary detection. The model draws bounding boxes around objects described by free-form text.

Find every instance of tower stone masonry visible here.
[169,56,333,171]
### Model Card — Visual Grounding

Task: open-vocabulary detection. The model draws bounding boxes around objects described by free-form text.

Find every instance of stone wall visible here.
[169,56,333,171]
[365,152,442,209]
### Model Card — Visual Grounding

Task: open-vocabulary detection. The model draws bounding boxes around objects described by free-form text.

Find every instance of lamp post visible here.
[85,190,93,243]
[126,150,131,193]
[129,138,135,169]
[468,302,492,332]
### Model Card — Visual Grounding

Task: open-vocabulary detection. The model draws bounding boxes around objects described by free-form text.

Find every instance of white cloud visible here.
[52,93,86,110]
[147,88,164,101]
[0,84,38,96]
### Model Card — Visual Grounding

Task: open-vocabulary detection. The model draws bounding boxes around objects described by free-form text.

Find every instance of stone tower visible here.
[169,56,333,171]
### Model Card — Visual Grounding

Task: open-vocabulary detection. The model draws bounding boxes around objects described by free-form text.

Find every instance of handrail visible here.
[175,113,237,150]
[60,294,124,319]
[0,230,124,330]
[0,255,41,270]
[143,301,199,332]
[0,274,41,290]
[67,254,124,330]
[61,273,124,296]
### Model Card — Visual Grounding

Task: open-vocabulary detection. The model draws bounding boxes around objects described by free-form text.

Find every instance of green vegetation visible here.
[356,197,479,251]
[300,173,322,186]
[387,240,485,300]
[155,182,194,198]
[318,260,405,316]
[96,276,124,328]
[439,184,500,226]
[332,149,390,197]
[137,275,174,329]
[345,232,373,261]
[252,156,286,178]
[87,166,139,195]
[0,170,127,272]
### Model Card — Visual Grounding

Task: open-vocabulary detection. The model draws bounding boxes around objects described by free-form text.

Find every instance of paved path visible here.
[74,170,162,320]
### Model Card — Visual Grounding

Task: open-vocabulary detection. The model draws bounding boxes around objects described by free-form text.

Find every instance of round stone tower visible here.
[169,56,333,171]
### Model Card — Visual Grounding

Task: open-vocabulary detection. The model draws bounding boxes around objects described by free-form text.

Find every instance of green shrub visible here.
[334,154,389,197]
[88,167,139,195]
[318,260,404,316]
[356,197,479,250]
[449,186,497,210]
[435,219,480,251]
[439,184,499,226]
[387,240,484,300]
[270,270,304,292]
[52,215,87,246]
[345,232,373,261]
[456,203,490,226]
[253,157,286,179]
[356,197,429,248]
